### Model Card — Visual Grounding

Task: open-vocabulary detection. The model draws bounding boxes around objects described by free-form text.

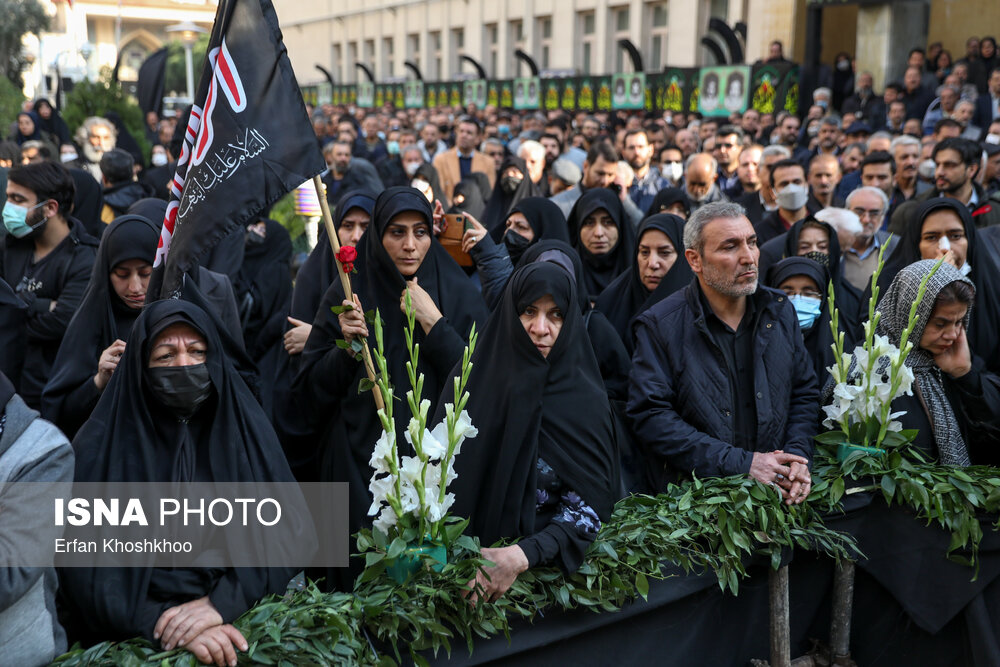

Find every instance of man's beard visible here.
[82,143,103,164]
[701,261,757,297]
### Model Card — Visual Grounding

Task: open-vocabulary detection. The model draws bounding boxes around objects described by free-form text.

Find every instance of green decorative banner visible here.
[612,72,646,110]
[405,81,424,109]
[513,77,541,110]
[356,82,374,108]
[463,80,488,108]
[698,65,750,117]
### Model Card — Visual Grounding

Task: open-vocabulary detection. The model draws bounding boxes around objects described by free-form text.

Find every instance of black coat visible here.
[0,218,98,407]
[628,281,819,486]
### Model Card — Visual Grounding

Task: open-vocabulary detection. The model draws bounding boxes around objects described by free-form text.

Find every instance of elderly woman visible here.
[59,300,305,667]
[295,186,486,588]
[439,262,619,602]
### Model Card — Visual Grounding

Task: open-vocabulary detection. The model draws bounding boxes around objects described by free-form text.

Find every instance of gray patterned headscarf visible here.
[876,260,974,466]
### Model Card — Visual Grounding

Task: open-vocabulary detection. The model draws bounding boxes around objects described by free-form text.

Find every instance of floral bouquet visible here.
[359,291,478,583]
[817,244,942,460]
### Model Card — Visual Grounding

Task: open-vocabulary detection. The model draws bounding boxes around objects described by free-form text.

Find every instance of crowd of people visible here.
[2,37,1000,666]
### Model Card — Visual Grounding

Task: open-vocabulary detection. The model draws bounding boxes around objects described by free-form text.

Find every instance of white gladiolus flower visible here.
[423,421,449,460]
[369,431,395,475]
[368,474,395,515]
[373,507,397,534]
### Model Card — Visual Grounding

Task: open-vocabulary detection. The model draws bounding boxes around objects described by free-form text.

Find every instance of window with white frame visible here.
[451,28,464,77]
[484,23,498,77]
[646,2,669,71]
[407,33,420,70]
[610,6,631,73]
[578,11,595,75]
[382,37,394,78]
[536,16,552,70]
[347,41,358,82]
[430,31,442,80]
[509,19,524,76]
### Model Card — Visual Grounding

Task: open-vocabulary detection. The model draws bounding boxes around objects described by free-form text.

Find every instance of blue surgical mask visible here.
[498,124,510,136]
[387,140,400,156]
[789,294,823,330]
[2,201,47,239]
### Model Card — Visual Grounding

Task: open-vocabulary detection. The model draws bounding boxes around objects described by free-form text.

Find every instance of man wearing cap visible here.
[548,158,581,196]
[844,121,873,146]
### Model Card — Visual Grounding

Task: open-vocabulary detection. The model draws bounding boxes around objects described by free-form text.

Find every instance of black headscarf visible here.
[446,179,487,220]
[499,196,571,265]
[595,214,692,351]
[290,190,376,323]
[646,187,691,218]
[483,155,544,236]
[127,197,168,225]
[516,240,633,400]
[567,188,636,302]
[60,300,304,642]
[13,111,42,145]
[32,99,71,145]
[234,218,292,420]
[878,197,1000,373]
[759,216,862,342]
[765,257,835,383]
[41,214,159,437]
[68,167,106,239]
[104,111,144,166]
[440,262,618,570]
[294,186,487,586]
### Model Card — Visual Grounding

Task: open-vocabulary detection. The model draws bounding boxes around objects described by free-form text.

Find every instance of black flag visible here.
[136,47,168,117]
[150,0,325,299]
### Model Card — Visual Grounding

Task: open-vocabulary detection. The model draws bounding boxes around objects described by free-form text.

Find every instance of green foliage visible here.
[0,75,25,129]
[62,68,150,163]
[810,442,1000,574]
[0,0,48,88]
[51,475,855,666]
[164,36,211,97]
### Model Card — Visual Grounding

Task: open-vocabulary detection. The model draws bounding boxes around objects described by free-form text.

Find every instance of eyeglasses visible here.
[782,288,823,299]
[850,207,884,220]
[716,142,735,149]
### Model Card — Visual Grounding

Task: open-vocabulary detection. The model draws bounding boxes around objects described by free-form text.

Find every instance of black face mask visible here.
[503,230,532,265]
[146,363,213,421]
[245,229,266,246]
[803,250,830,268]
[501,175,523,194]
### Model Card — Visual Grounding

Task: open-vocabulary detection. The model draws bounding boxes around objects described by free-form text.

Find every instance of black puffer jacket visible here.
[627,280,819,484]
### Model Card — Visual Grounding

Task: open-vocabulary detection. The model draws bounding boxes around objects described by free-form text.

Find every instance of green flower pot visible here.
[386,540,447,584]
[836,443,886,462]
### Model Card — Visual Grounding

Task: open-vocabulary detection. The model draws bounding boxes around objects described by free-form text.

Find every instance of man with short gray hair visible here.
[628,201,819,498]
[843,186,897,290]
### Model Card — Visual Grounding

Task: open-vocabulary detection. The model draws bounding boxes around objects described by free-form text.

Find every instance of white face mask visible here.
[60,152,78,163]
[405,161,421,176]
[411,177,429,192]
[151,153,168,167]
[918,159,937,180]
[662,161,683,183]
[775,183,809,211]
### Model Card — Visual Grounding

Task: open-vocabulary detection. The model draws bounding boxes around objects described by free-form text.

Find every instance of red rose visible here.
[336,246,358,264]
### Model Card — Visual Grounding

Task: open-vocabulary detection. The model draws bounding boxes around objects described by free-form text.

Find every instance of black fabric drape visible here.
[68,167,106,240]
[765,257,836,384]
[595,214,691,351]
[294,186,486,589]
[645,187,691,218]
[41,214,159,437]
[58,300,305,644]
[567,188,636,302]
[483,156,543,238]
[289,190,375,323]
[446,179,487,220]
[439,262,619,571]
[876,197,1000,373]
[234,218,292,419]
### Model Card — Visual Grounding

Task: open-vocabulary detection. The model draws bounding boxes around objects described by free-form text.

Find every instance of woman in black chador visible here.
[567,188,635,303]
[58,300,307,664]
[41,213,159,437]
[295,186,486,589]
[438,262,619,602]
[595,213,692,351]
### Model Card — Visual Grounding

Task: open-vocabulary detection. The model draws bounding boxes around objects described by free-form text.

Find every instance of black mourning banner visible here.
[150,0,326,299]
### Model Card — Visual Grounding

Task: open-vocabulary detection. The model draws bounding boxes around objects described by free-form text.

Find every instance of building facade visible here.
[22,0,216,101]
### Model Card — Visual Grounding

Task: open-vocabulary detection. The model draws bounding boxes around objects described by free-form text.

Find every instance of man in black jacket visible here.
[628,201,818,501]
[1,162,98,407]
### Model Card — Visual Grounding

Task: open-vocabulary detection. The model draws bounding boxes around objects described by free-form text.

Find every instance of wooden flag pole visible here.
[313,175,385,411]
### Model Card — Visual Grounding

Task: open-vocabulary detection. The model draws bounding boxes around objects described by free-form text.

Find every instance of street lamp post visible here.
[166,21,208,100]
